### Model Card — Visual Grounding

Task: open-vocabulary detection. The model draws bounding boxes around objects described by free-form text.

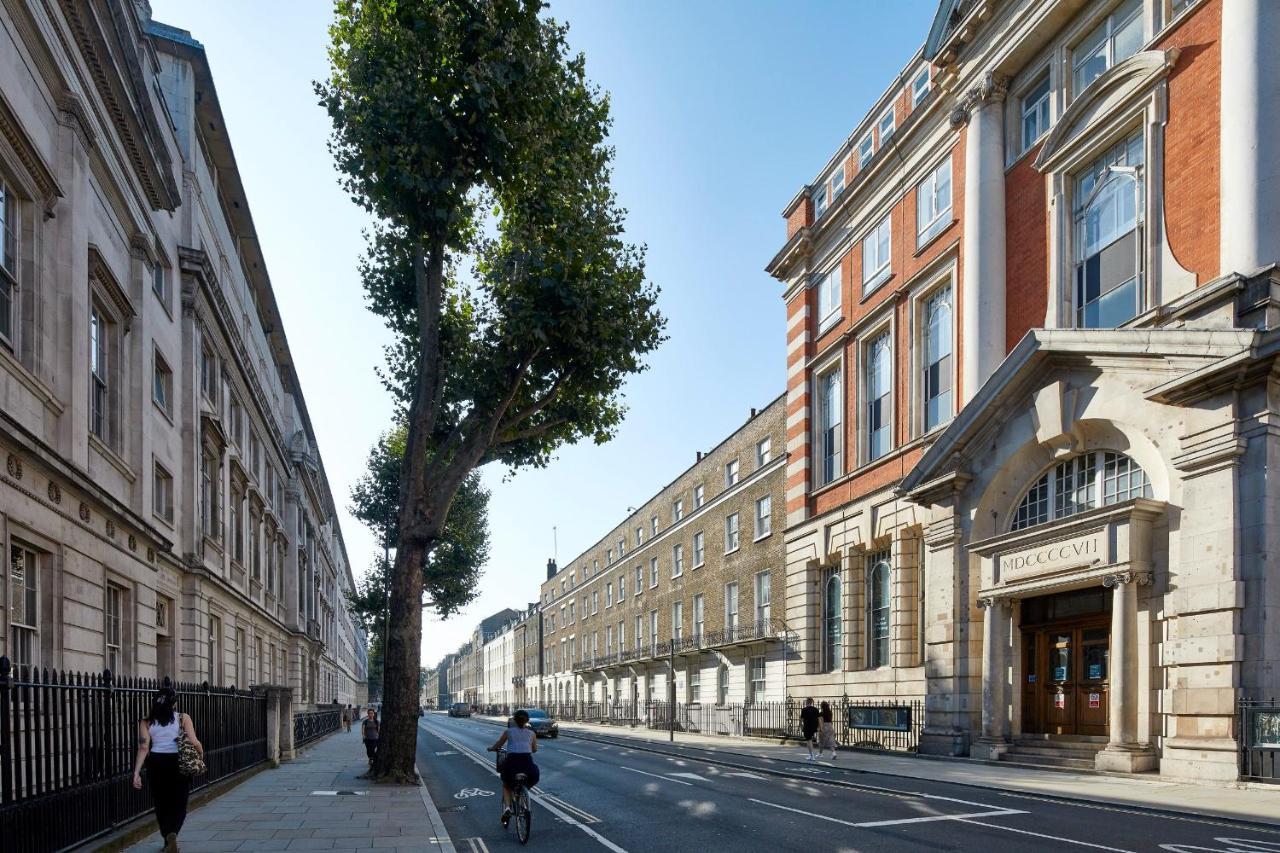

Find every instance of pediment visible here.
[1035,49,1180,174]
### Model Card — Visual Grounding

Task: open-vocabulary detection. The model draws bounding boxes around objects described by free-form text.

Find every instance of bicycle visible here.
[492,748,532,844]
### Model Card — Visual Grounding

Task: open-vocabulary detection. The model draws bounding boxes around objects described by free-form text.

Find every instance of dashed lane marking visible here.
[620,765,693,786]
[748,798,1027,830]
[956,818,1136,852]
[560,749,599,761]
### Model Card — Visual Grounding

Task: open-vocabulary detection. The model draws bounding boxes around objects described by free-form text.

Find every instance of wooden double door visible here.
[1021,618,1110,736]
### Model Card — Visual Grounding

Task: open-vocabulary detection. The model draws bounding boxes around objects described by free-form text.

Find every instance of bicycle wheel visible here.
[515,786,531,844]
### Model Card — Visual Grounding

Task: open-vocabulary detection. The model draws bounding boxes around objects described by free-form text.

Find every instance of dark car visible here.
[517,708,558,738]
[448,702,472,718]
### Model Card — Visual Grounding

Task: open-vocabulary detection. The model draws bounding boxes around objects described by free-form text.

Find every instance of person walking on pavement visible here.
[361,707,380,766]
[819,700,838,760]
[799,698,820,761]
[132,687,204,853]
[342,705,352,733]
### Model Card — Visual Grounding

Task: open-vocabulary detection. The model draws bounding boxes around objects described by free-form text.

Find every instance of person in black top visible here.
[799,698,820,761]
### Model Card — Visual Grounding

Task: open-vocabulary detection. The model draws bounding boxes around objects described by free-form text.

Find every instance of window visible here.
[725,582,739,635]
[89,306,110,443]
[672,544,684,577]
[812,184,829,219]
[693,484,705,508]
[755,496,772,539]
[725,513,740,552]
[592,590,599,614]
[0,180,16,349]
[755,571,772,626]
[1020,75,1052,154]
[756,437,771,468]
[153,461,174,522]
[922,287,953,432]
[593,559,599,574]
[606,548,613,564]
[200,447,221,542]
[200,343,218,404]
[866,332,892,461]
[635,565,643,594]
[830,167,845,200]
[605,583,613,607]
[693,531,705,567]
[152,262,166,302]
[672,602,683,642]
[725,459,739,487]
[693,594,705,642]
[236,627,247,687]
[635,525,643,546]
[816,366,842,485]
[749,656,766,702]
[916,158,953,246]
[862,215,892,292]
[106,583,125,675]
[868,554,891,668]
[689,667,701,702]
[230,487,244,563]
[9,544,39,668]
[606,625,614,654]
[717,663,730,705]
[619,576,626,600]
[635,615,644,651]
[1073,0,1143,95]
[815,265,841,328]
[649,610,659,653]
[857,133,874,168]
[650,556,659,588]
[911,66,931,107]
[1074,131,1144,328]
[618,537,626,558]
[650,516,659,535]
[877,107,896,144]
[673,499,684,523]
[1012,451,1151,531]
[823,571,842,672]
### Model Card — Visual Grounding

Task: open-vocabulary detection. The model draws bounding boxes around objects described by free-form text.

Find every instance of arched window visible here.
[923,288,953,432]
[1012,451,1151,531]
[868,555,891,668]
[717,663,730,705]
[823,572,842,672]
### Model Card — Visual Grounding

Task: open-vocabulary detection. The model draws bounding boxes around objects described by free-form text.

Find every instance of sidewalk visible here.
[480,714,1280,827]
[124,730,454,853]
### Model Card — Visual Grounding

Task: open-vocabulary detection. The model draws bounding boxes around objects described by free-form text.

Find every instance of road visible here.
[416,712,1280,853]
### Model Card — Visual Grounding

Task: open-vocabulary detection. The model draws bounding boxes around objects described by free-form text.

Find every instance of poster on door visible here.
[1054,692,1065,709]
[1089,692,1101,709]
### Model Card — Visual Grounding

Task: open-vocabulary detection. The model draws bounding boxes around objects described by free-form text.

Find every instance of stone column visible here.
[953,71,1009,402]
[1220,0,1280,274]
[972,597,1011,759]
[1096,571,1156,772]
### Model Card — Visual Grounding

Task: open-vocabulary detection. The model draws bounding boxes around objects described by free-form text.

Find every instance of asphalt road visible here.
[416,712,1280,853]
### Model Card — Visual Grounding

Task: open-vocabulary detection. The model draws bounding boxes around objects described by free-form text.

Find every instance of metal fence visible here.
[518,696,923,752]
[0,656,268,853]
[292,708,342,749]
[1239,698,1280,783]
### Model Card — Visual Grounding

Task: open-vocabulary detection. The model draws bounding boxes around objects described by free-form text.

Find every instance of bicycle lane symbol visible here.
[454,787,495,799]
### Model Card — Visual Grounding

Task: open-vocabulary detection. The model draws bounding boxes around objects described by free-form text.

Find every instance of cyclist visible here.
[487,709,540,826]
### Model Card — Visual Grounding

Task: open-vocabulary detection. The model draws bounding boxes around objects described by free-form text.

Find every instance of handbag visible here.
[176,720,206,777]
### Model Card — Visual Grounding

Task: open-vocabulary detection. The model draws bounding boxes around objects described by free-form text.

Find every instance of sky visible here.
[149,0,940,669]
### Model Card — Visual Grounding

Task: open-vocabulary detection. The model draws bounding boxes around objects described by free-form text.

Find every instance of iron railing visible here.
[292,708,341,749]
[1239,698,1280,782]
[0,656,268,853]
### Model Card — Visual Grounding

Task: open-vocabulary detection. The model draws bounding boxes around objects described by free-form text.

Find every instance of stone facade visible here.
[0,2,364,704]
[768,0,1280,781]
[532,396,790,710]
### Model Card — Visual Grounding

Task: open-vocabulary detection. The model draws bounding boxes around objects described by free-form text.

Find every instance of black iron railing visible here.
[0,656,268,853]
[1240,698,1280,782]
[292,708,341,749]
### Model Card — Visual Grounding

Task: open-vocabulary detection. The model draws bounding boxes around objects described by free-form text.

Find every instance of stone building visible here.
[511,605,541,707]
[768,0,1279,780]
[0,1,364,704]
[534,396,790,710]
[445,607,520,705]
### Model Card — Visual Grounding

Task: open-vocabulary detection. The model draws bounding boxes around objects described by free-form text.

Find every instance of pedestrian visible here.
[132,687,204,853]
[819,700,837,760]
[362,707,380,766]
[341,705,351,733]
[799,697,820,761]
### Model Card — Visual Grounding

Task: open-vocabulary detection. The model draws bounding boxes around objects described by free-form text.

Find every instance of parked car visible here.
[518,708,559,738]
[448,702,472,718]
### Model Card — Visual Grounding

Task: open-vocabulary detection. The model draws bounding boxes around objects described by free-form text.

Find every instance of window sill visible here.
[692,561,705,570]
[861,269,893,300]
[724,546,741,556]
[914,219,958,257]
[153,398,174,426]
[817,313,842,336]
[753,531,772,543]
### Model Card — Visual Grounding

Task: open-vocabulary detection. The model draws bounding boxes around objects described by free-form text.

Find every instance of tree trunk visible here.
[370,537,428,782]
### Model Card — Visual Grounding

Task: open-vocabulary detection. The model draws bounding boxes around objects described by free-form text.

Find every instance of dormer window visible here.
[1072,0,1143,96]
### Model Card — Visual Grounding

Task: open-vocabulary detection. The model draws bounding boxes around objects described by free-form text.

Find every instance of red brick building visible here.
[767,0,1280,781]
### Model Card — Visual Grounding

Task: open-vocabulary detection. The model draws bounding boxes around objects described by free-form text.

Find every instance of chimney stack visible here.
[696,451,703,462]
[750,407,757,418]
[546,558,557,581]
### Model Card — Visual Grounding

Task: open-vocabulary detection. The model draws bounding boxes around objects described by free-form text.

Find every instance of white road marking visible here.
[957,819,1137,852]
[453,788,493,799]
[855,809,1027,827]
[724,771,766,780]
[668,772,711,782]
[560,749,599,761]
[434,750,458,756]
[425,722,631,853]
[620,765,693,786]
[539,792,601,824]
[462,839,490,853]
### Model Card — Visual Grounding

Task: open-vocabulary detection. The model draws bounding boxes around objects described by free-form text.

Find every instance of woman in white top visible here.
[132,687,204,853]
[487,709,540,826]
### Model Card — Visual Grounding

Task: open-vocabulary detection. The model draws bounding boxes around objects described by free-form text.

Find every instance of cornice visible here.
[0,89,63,212]
[88,243,137,330]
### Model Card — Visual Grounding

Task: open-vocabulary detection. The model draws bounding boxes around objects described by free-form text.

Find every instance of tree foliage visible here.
[318,0,664,781]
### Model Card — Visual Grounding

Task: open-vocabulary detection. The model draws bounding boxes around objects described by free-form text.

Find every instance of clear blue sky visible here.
[150,0,939,668]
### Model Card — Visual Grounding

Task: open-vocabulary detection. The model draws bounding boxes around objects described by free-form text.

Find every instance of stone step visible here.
[999,751,1098,770]
[1005,744,1103,760]
[1014,733,1109,744]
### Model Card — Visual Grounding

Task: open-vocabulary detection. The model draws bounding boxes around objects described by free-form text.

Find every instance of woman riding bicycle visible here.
[487,709,540,826]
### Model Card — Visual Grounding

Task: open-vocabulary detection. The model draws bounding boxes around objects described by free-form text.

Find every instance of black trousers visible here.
[364,738,378,760]
[146,753,190,837]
